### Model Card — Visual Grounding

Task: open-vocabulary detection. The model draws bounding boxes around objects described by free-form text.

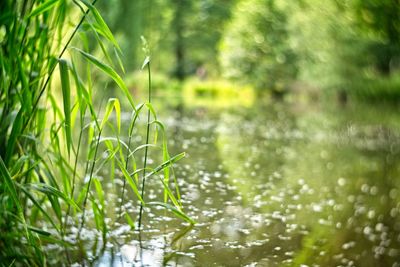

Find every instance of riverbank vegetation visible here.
[0,1,191,265]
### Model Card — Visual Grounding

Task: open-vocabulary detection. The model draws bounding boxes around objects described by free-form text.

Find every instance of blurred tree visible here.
[170,0,237,80]
[185,0,237,77]
[97,0,174,71]
[354,0,400,75]
[288,0,400,101]
[98,0,235,80]
[219,0,297,95]
[171,0,190,80]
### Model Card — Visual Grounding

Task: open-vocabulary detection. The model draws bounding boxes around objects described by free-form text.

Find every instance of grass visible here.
[138,46,152,229]
[0,0,193,265]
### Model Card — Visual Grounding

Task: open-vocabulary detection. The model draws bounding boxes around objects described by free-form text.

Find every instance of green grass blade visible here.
[83,22,114,66]
[128,103,145,136]
[93,178,104,208]
[29,183,80,210]
[114,47,125,73]
[146,152,186,177]
[149,202,195,225]
[129,144,158,158]
[144,152,185,209]
[146,103,159,144]
[116,158,144,204]
[74,48,135,109]
[18,185,61,233]
[70,59,99,128]
[100,137,128,150]
[92,177,107,238]
[7,259,16,267]
[91,198,101,230]
[9,155,30,176]
[150,120,171,202]
[145,102,158,121]
[124,213,135,229]
[100,98,120,133]
[0,156,30,243]
[70,59,87,111]
[158,176,181,210]
[4,109,23,164]
[48,93,64,120]
[79,0,121,52]
[59,59,72,156]
[27,225,52,236]
[0,156,22,214]
[28,0,59,18]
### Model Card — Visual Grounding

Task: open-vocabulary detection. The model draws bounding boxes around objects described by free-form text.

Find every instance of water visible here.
[63,95,400,266]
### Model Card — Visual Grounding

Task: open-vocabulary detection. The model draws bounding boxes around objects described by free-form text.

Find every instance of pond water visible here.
[63,95,400,267]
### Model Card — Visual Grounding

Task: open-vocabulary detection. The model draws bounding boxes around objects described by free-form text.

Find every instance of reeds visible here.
[0,1,193,265]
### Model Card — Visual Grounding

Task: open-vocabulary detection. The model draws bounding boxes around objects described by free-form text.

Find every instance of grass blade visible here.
[146,152,186,177]
[114,47,125,73]
[0,156,31,245]
[124,213,135,229]
[4,109,23,164]
[93,178,104,208]
[59,59,72,156]
[149,202,195,225]
[27,226,52,236]
[100,98,120,133]
[79,0,121,51]
[150,120,173,202]
[28,0,59,18]
[0,156,22,215]
[116,158,144,204]
[18,185,61,233]
[74,48,135,109]
[29,183,80,210]
[137,152,186,209]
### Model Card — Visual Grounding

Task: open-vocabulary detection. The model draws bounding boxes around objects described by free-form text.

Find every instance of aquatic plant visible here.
[0,0,192,265]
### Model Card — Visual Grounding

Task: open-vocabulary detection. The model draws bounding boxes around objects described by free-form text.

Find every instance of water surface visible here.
[66,96,400,267]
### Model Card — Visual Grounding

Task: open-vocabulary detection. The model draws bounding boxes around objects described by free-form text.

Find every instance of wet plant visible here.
[0,0,193,265]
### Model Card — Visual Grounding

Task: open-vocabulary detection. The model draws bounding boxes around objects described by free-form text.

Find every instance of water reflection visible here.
[68,96,400,266]
[160,99,399,266]
[91,227,193,266]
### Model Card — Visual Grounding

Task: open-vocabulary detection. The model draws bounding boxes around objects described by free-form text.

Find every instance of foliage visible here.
[353,0,400,75]
[287,0,400,98]
[0,0,191,265]
[219,0,298,94]
[97,0,236,79]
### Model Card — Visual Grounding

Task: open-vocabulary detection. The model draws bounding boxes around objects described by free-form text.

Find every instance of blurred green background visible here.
[97,0,400,103]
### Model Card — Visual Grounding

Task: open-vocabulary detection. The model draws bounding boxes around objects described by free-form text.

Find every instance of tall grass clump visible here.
[0,0,193,265]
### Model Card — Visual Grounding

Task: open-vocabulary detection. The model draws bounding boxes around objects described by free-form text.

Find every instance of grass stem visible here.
[138,61,152,229]
[78,128,102,238]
